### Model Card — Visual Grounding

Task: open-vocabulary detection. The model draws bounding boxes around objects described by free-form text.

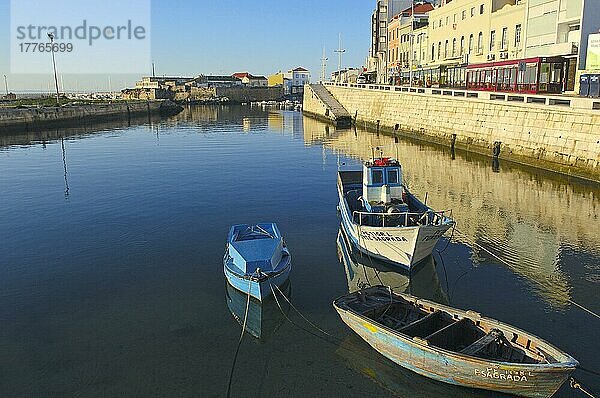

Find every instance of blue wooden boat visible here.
[333,286,578,398]
[224,223,291,301]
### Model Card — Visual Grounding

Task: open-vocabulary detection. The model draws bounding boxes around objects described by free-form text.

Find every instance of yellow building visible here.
[388,3,434,85]
[428,0,526,66]
[268,73,284,87]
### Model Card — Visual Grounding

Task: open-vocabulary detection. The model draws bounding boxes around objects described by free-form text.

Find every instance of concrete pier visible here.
[303,83,600,182]
[303,84,352,128]
[0,100,183,132]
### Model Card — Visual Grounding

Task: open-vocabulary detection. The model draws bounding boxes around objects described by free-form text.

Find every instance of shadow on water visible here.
[336,226,448,304]
[225,280,291,342]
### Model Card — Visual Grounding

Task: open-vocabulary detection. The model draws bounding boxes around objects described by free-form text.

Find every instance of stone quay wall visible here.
[308,84,600,182]
[0,100,183,132]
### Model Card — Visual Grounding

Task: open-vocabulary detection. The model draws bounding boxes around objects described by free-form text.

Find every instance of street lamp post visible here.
[3,74,8,96]
[334,33,346,83]
[47,33,60,105]
[320,46,328,83]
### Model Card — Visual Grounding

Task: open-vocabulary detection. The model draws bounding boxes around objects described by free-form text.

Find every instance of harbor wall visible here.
[214,86,284,103]
[306,84,600,182]
[0,100,183,132]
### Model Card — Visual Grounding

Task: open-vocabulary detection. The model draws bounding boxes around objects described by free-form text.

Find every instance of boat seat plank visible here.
[424,317,470,341]
[460,329,504,356]
[396,310,447,336]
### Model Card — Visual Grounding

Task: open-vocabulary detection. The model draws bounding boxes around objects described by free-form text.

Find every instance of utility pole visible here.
[409,0,415,88]
[152,60,156,77]
[334,33,346,83]
[47,33,60,105]
[3,74,8,95]
[320,46,328,83]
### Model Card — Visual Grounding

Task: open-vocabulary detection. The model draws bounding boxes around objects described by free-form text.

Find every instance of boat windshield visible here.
[235,225,275,241]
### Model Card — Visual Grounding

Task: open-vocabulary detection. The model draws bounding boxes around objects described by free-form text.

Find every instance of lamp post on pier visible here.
[334,33,346,83]
[47,33,60,105]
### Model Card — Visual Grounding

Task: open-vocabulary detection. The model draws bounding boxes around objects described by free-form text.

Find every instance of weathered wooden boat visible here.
[224,223,291,301]
[338,156,454,269]
[333,286,578,398]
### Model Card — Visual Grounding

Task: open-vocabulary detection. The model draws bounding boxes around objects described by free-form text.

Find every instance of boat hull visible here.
[339,194,450,269]
[334,305,576,398]
[224,258,291,301]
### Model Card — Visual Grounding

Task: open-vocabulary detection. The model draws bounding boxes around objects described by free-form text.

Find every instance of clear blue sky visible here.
[0,0,373,92]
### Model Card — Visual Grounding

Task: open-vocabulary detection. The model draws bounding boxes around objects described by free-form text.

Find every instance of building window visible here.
[380,36,386,43]
[478,32,483,53]
[453,14,457,23]
[471,7,475,17]
[380,21,386,28]
[438,41,441,59]
[433,21,436,29]
[480,4,484,14]
[515,24,522,46]
[432,44,435,60]
[490,30,495,51]
[501,27,508,50]
[380,5,387,13]
[452,38,457,56]
[469,34,474,53]
[462,10,466,20]
[460,36,465,55]
[446,16,449,25]
[444,40,448,58]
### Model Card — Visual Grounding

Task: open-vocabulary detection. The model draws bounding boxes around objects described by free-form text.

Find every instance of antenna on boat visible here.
[371,147,375,161]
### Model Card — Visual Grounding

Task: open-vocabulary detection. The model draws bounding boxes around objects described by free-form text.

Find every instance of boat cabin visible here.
[227,224,284,275]
[362,158,408,213]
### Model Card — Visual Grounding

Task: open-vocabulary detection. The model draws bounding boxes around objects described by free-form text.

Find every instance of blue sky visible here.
[0,0,373,92]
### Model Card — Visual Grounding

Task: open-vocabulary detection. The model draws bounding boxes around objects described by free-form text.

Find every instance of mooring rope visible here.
[226,273,254,398]
[571,377,598,398]
[449,228,600,321]
[267,279,411,371]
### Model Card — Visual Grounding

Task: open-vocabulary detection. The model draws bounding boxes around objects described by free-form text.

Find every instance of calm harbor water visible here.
[0,105,598,397]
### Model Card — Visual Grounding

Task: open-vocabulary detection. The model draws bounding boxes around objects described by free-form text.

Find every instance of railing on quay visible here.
[323,82,600,111]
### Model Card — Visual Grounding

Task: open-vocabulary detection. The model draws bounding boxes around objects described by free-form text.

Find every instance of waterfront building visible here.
[268,72,293,96]
[370,0,414,83]
[232,72,268,87]
[331,68,361,84]
[135,76,192,90]
[284,67,311,95]
[426,0,527,88]
[371,0,599,94]
[524,0,600,91]
[388,2,434,85]
[193,75,242,88]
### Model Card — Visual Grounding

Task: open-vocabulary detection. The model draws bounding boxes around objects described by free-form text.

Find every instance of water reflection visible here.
[305,117,600,309]
[225,281,290,341]
[336,337,509,398]
[337,227,448,305]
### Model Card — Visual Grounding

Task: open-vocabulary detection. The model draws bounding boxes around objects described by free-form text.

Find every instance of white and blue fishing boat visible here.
[338,155,455,269]
[224,223,291,301]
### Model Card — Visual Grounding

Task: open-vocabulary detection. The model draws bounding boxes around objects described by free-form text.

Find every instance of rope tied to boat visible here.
[226,270,257,398]
[447,227,600,321]
[571,377,598,398]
